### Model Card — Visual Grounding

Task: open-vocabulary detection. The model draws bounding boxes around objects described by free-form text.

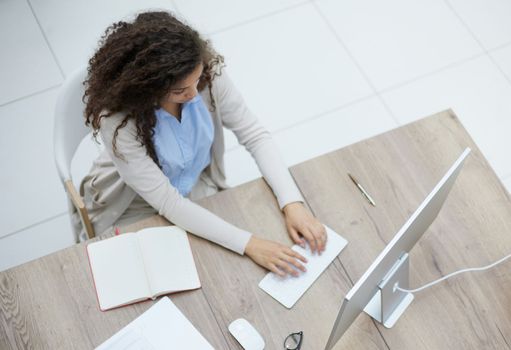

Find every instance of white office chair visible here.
[54,67,95,241]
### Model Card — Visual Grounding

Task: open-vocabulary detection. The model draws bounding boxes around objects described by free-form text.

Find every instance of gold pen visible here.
[348,173,376,206]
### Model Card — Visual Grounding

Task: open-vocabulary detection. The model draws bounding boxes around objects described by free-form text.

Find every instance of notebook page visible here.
[137,226,200,296]
[87,233,151,310]
[95,297,214,350]
[258,225,348,308]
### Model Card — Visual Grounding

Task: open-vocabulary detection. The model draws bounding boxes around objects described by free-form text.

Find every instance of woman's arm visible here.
[215,73,303,208]
[100,113,308,275]
[99,113,252,255]
[215,73,326,253]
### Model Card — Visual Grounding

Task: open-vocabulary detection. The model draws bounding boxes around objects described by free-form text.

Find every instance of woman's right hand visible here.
[244,236,308,277]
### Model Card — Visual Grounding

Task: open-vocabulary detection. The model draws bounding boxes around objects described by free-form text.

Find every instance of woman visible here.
[79,11,326,277]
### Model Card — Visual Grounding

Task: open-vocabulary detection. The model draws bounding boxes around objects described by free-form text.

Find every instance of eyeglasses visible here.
[284,331,303,350]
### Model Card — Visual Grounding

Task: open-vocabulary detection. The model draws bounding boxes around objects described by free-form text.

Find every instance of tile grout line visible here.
[0,211,68,240]
[0,83,62,108]
[439,1,511,193]
[224,49,491,154]
[224,45,493,154]
[376,51,486,95]
[444,0,511,88]
[26,0,66,79]
[486,40,511,54]
[311,2,401,126]
[223,92,379,153]
[269,94,376,134]
[206,0,310,36]
[212,1,495,155]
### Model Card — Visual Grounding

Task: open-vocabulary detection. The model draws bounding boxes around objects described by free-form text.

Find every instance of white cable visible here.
[395,252,511,294]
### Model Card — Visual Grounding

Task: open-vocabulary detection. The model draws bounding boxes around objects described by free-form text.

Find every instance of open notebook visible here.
[95,297,214,350]
[259,225,348,308]
[87,226,201,311]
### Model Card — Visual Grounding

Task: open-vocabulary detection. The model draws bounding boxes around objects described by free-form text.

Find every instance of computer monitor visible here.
[325,147,471,350]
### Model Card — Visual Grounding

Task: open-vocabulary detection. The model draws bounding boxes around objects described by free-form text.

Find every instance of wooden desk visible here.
[1,110,510,349]
[290,110,511,349]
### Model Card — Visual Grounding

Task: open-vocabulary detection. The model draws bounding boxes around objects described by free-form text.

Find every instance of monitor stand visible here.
[363,253,414,328]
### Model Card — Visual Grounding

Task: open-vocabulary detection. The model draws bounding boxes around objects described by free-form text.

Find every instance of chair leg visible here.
[64,180,95,239]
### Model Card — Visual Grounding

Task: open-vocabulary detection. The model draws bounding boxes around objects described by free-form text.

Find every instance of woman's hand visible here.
[245,236,307,277]
[283,202,327,254]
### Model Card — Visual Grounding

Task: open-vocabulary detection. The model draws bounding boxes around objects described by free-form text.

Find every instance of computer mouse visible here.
[228,318,265,350]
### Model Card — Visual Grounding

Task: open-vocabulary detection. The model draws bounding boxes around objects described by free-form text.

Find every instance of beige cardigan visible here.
[78,72,304,255]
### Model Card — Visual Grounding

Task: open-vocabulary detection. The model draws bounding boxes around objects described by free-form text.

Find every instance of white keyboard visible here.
[258,225,348,308]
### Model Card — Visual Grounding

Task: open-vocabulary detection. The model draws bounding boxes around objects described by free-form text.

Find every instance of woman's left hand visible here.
[283,202,327,254]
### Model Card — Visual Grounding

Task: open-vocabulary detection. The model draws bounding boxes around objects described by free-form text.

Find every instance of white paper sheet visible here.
[96,297,215,350]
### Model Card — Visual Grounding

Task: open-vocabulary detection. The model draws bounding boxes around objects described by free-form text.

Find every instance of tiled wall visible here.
[1,0,510,271]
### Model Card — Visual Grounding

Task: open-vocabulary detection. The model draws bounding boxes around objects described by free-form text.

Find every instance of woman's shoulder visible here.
[200,69,234,98]
[98,110,138,140]
[98,109,127,123]
[205,70,243,110]
[211,70,233,92]
[98,110,133,128]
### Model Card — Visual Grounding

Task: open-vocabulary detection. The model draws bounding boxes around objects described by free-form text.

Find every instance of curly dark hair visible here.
[84,11,224,165]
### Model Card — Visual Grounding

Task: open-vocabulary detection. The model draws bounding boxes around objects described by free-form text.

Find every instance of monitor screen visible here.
[325,147,471,350]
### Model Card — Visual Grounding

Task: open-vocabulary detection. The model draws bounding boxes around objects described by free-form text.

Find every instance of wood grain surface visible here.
[191,179,388,350]
[290,110,511,349]
[1,110,509,349]
[0,223,230,349]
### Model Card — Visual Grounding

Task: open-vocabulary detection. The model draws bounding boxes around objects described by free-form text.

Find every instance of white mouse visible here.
[228,318,265,350]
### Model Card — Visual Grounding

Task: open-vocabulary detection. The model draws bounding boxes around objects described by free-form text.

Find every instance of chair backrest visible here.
[54,66,95,240]
[54,66,89,183]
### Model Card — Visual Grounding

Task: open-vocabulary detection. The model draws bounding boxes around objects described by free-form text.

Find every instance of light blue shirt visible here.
[153,94,214,197]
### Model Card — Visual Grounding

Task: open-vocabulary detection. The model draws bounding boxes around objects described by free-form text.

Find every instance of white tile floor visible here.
[1,0,510,271]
